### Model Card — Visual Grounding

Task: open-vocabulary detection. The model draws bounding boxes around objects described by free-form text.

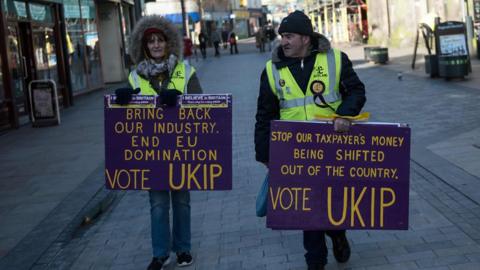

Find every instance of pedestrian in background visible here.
[221,25,229,49]
[210,26,221,57]
[265,22,277,51]
[115,15,202,270]
[255,28,265,52]
[198,31,207,59]
[229,31,239,54]
[183,35,193,64]
[254,10,366,270]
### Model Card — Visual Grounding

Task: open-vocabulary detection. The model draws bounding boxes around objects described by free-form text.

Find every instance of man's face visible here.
[280,32,310,58]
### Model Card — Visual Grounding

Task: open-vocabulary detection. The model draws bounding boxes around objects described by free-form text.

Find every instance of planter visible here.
[438,55,469,79]
[424,55,438,77]
[369,47,389,64]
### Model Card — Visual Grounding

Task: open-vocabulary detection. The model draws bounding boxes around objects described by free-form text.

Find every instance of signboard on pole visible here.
[436,21,469,56]
[267,121,410,230]
[104,94,232,191]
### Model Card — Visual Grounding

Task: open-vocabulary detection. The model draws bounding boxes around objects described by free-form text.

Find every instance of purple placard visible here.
[267,121,410,230]
[104,94,232,191]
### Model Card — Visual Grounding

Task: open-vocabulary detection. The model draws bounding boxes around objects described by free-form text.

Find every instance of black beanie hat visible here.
[278,10,313,36]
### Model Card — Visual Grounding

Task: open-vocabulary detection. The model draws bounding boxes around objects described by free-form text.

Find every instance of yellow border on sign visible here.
[314,112,370,121]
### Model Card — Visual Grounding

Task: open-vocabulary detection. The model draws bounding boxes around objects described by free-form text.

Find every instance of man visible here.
[254,10,366,270]
[211,26,221,57]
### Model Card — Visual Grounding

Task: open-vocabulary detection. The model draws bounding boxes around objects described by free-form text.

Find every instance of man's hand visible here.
[333,117,351,133]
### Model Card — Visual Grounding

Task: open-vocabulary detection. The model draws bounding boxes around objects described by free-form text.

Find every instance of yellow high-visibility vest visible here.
[266,49,342,120]
[128,61,195,94]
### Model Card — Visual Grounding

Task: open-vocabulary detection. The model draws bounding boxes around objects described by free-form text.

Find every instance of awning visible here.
[145,0,200,23]
[163,12,201,24]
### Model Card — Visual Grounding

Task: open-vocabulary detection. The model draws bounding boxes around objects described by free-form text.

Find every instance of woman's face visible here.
[146,33,167,61]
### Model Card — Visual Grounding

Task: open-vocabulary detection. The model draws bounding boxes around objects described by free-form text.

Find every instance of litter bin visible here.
[438,55,469,79]
[369,47,389,64]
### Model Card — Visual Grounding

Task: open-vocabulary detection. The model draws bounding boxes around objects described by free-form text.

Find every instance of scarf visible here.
[136,54,178,78]
[135,54,178,92]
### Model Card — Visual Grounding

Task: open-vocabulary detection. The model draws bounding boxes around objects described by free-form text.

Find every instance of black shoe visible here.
[147,256,170,270]
[332,233,351,263]
[177,252,193,267]
[307,264,325,270]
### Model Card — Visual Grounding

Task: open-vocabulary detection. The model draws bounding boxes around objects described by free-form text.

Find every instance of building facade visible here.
[0,0,138,131]
[367,0,474,47]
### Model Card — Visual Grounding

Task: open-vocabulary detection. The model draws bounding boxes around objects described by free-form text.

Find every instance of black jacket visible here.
[254,34,366,163]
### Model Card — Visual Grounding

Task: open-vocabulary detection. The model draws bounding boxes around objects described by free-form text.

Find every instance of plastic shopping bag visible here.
[256,174,269,217]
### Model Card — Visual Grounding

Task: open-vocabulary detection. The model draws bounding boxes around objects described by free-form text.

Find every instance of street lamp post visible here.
[180,0,188,37]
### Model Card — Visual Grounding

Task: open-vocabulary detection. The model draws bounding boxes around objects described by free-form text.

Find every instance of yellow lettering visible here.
[187,164,201,189]
[303,188,311,211]
[327,187,348,226]
[169,163,184,190]
[105,169,150,190]
[176,136,184,147]
[380,188,396,227]
[209,164,222,189]
[351,187,366,227]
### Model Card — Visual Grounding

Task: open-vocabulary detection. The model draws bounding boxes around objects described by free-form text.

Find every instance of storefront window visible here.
[81,0,102,88]
[32,26,59,85]
[29,2,53,23]
[121,4,132,58]
[3,0,27,19]
[0,56,7,129]
[0,57,4,104]
[64,0,86,92]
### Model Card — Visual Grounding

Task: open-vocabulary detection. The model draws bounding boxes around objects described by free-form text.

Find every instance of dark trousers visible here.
[303,230,346,266]
[230,43,238,54]
[199,43,206,58]
[213,41,220,56]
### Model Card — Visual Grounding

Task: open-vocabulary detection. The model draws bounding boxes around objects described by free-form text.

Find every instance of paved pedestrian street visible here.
[2,43,480,270]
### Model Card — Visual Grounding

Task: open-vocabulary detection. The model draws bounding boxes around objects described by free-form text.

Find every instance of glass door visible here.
[0,45,7,129]
[31,25,59,85]
[7,23,29,121]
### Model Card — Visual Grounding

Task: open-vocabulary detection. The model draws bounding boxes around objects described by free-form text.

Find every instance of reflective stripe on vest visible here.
[266,49,342,120]
[128,62,194,95]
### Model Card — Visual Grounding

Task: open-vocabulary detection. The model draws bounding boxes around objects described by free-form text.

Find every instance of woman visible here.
[115,15,202,270]
[229,31,238,54]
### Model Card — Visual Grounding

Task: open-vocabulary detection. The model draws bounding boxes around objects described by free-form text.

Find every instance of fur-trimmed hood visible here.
[271,33,331,65]
[129,15,182,64]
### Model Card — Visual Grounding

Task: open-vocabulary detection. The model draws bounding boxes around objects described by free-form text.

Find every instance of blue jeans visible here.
[149,190,191,258]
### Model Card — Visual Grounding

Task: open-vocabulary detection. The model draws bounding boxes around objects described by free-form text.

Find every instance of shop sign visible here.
[234,10,249,19]
[28,80,61,126]
[436,21,468,56]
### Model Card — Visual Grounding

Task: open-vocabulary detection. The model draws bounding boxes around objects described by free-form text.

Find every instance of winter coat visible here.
[128,15,202,93]
[254,33,366,163]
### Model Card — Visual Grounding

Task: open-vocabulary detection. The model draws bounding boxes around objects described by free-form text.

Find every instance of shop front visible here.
[0,0,107,130]
[64,0,103,93]
[0,0,69,129]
